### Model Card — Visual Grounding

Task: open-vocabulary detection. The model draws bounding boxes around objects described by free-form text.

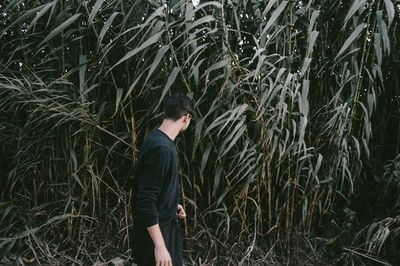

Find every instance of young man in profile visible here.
[132,94,194,266]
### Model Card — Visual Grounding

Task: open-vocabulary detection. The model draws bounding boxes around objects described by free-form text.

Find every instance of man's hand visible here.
[147,224,171,265]
[154,245,172,266]
[177,204,186,219]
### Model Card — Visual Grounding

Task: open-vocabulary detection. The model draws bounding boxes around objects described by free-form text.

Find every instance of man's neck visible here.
[158,119,181,141]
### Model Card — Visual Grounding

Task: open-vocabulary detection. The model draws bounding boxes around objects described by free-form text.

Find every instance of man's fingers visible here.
[161,259,171,266]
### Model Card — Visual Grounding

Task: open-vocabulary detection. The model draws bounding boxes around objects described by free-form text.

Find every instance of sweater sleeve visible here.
[135,145,170,227]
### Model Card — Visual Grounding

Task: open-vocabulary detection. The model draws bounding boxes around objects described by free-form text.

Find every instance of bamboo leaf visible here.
[300,58,312,78]
[373,33,382,65]
[79,54,87,99]
[98,12,121,45]
[343,0,365,29]
[113,88,123,116]
[366,223,378,243]
[308,10,320,32]
[111,30,165,70]
[194,1,222,10]
[144,45,169,86]
[220,124,246,158]
[367,92,376,116]
[312,154,323,184]
[189,1,222,18]
[262,0,278,17]
[217,104,248,135]
[335,23,365,61]
[372,63,384,87]
[363,138,370,159]
[204,57,232,77]
[27,1,57,30]
[123,71,145,103]
[352,136,361,159]
[70,149,78,171]
[39,14,82,47]
[191,58,206,87]
[1,4,45,35]
[89,0,105,24]
[72,172,84,189]
[212,163,223,196]
[155,67,180,111]
[187,15,216,31]
[383,0,395,27]
[307,30,319,57]
[192,100,218,158]
[200,142,212,183]
[379,20,390,55]
[261,1,288,36]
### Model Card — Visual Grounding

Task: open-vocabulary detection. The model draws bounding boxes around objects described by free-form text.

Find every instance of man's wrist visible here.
[146,223,167,250]
[154,242,166,249]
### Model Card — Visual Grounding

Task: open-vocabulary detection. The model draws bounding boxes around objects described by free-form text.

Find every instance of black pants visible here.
[133,219,182,266]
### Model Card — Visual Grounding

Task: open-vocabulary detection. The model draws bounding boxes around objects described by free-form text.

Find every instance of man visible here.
[132,94,194,266]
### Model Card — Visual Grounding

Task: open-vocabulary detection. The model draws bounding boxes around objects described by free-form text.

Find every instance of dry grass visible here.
[1,0,400,265]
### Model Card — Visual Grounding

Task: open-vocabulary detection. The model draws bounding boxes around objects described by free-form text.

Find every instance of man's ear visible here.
[182,114,188,123]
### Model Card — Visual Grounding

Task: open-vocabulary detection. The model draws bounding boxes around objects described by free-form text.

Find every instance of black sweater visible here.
[132,129,179,228]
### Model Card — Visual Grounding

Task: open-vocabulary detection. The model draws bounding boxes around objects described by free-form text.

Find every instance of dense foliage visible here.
[1,0,399,264]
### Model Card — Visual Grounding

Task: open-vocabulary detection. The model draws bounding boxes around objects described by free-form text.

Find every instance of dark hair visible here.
[163,94,194,121]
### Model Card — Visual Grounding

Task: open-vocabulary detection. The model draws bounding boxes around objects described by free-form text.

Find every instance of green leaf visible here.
[335,23,365,61]
[220,123,246,157]
[39,14,82,47]
[383,0,395,27]
[300,58,312,77]
[89,0,105,24]
[70,149,78,171]
[373,33,382,65]
[218,104,248,136]
[27,1,57,30]
[200,142,212,183]
[79,54,87,99]
[98,12,121,45]
[352,136,361,159]
[379,19,390,55]
[343,0,365,29]
[261,1,288,36]
[1,4,45,35]
[72,173,84,189]
[212,163,223,197]
[312,154,323,184]
[262,0,278,17]
[187,1,222,18]
[308,10,320,32]
[194,1,222,10]
[187,15,216,31]
[307,30,319,57]
[155,67,180,111]
[204,57,232,77]
[111,30,165,70]
[113,88,123,116]
[143,45,169,86]
[123,71,146,103]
